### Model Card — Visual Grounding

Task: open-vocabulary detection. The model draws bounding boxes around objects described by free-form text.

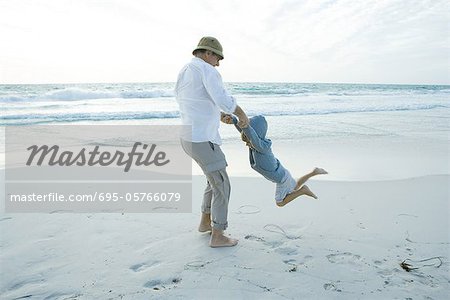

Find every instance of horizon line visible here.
[1,81,449,86]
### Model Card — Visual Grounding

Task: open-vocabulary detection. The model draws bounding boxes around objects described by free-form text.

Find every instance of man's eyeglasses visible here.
[209,52,222,61]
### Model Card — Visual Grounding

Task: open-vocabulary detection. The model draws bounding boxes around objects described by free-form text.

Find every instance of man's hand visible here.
[220,112,234,124]
[233,105,249,128]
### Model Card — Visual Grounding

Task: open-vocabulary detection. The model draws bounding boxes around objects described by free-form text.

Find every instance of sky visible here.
[0,0,449,85]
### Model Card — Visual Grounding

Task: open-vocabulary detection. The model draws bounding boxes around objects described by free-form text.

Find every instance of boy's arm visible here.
[226,115,271,153]
[231,117,271,153]
[240,126,272,153]
[231,115,243,133]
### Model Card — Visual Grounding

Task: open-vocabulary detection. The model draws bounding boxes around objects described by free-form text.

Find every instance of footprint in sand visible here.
[130,260,160,272]
[144,279,162,289]
[357,222,366,229]
[283,255,314,269]
[11,294,34,299]
[373,260,383,266]
[244,234,265,242]
[9,278,45,292]
[323,282,342,292]
[299,255,314,266]
[265,240,284,248]
[326,252,362,264]
[144,277,182,290]
[244,234,284,249]
[283,259,296,265]
[275,247,298,255]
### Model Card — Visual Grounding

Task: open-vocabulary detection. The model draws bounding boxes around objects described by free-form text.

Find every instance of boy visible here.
[221,113,327,206]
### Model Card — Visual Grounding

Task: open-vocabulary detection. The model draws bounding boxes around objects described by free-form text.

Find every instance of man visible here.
[175,36,249,248]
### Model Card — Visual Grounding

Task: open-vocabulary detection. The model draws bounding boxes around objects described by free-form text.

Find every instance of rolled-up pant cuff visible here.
[212,220,228,231]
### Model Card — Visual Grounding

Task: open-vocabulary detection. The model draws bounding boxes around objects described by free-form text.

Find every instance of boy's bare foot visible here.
[312,167,328,175]
[198,213,212,232]
[277,185,318,207]
[300,185,318,199]
[209,229,238,248]
[295,167,328,190]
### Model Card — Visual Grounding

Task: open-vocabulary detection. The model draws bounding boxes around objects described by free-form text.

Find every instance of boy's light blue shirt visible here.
[232,115,287,183]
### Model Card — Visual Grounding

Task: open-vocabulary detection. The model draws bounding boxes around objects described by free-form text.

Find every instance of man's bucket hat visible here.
[193,36,224,59]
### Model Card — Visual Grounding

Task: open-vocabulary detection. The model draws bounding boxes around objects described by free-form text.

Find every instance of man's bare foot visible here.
[198,213,212,232]
[277,185,318,207]
[295,167,328,190]
[209,229,238,248]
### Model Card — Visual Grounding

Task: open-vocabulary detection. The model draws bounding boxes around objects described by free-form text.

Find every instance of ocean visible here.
[1,82,449,179]
[1,82,449,130]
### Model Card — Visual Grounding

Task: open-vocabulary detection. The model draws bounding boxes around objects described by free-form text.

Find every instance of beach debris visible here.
[172,278,182,284]
[400,257,443,272]
[400,260,416,272]
[288,265,297,272]
[283,259,298,272]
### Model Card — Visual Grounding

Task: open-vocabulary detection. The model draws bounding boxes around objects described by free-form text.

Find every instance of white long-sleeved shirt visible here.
[175,57,237,145]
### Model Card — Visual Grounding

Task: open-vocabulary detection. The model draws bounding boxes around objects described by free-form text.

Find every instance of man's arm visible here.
[203,69,237,114]
[202,68,249,128]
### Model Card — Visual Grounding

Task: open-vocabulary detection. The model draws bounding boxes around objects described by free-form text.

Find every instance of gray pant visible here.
[180,139,231,230]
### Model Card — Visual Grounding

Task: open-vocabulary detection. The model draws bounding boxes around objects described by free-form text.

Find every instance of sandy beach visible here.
[1,82,448,299]
[1,174,448,299]
[1,82,449,299]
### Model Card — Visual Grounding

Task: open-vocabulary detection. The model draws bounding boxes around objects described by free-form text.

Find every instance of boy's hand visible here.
[220,113,234,124]
[237,115,249,128]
